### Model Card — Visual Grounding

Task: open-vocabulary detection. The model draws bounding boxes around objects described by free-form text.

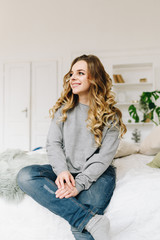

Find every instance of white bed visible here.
[0,149,160,240]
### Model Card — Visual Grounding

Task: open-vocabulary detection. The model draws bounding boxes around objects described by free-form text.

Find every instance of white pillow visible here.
[140,126,160,155]
[114,140,139,158]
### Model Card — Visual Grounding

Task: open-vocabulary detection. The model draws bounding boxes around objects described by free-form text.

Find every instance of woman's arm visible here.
[75,124,120,193]
[46,109,68,176]
[46,109,76,192]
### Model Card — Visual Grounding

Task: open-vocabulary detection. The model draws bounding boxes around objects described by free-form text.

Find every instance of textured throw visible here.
[0,149,49,202]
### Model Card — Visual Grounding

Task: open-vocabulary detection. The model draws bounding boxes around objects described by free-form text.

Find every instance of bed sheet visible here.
[107,154,160,240]
[0,154,160,240]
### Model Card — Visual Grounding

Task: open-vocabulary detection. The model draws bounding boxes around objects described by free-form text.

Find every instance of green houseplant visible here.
[128,90,160,125]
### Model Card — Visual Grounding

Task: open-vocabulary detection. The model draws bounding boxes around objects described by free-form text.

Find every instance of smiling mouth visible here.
[71,83,81,88]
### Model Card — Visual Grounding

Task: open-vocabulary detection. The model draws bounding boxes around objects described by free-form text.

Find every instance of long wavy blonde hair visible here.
[49,54,127,146]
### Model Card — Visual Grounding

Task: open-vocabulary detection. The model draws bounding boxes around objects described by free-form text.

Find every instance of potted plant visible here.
[128,90,160,125]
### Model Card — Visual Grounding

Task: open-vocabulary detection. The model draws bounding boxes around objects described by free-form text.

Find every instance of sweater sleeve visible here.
[46,109,68,176]
[75,124,120,193]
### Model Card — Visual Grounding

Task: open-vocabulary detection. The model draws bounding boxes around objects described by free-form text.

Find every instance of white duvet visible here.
[0,154,160,240]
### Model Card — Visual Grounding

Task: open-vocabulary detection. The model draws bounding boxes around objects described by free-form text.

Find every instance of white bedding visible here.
[0,153,160,240]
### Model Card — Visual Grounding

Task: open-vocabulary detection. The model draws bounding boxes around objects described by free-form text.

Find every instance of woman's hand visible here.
[55,171,78,199]
[55,171,75,190]
[55,183,79,199]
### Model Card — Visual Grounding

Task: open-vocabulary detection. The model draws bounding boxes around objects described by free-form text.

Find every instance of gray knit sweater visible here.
[46,103,120,193]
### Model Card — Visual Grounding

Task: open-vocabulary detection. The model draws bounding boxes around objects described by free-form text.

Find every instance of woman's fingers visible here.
[64,192,72,198]
[55,178,61,189]
[55,184,79,199]
[55,171,75,190]
[70,174,75,187]
[64,187,78,198]
[65,176,74,189]
[55,185,71,198]
[60,177,65,189]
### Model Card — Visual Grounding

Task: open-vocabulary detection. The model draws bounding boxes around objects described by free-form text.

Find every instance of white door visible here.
[0,64,3,152]
[31,61,58,150]
[4,63,30,150]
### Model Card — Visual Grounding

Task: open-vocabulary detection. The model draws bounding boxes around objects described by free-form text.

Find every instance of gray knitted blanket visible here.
[0,149,48,202]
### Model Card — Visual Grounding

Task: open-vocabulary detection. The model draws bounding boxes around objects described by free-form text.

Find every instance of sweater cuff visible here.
[75,181,85,193]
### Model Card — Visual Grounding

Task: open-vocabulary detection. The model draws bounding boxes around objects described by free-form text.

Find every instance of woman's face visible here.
[69,60,91,100]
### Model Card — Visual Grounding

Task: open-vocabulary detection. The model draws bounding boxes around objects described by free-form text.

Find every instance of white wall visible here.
[1,0,160,92]
[0,0,160,61]
[1,0,160,149]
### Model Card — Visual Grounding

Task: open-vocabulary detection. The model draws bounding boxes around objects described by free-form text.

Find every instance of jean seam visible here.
[70,196,97,214]
[77,207,97,232]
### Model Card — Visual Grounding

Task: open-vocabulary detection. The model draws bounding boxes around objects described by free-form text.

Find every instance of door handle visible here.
[21,108,28,118]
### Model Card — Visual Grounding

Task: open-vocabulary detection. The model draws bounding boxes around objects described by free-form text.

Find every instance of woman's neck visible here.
[78,95,89,106]
[78,97,90,106]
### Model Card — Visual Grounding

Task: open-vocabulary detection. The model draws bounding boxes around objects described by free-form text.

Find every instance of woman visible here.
[17,54,126,240]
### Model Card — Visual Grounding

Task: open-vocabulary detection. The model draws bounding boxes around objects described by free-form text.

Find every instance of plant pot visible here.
[144,112,152,123]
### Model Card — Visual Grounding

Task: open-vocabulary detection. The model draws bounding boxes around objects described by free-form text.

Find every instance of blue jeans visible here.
[17,164,116,240]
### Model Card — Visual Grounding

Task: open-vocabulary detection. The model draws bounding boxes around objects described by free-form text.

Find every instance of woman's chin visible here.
[72,89,80,95]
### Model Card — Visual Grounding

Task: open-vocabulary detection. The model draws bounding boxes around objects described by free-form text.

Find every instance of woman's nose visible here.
[70,73,77,80]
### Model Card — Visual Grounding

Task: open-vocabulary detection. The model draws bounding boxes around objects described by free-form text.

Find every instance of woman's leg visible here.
[17,164,98,233]
[71,165,116,240]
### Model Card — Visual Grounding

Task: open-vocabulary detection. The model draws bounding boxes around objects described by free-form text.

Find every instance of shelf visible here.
[112,82,152,87]
[125,122,154,126]
[116,102,139,106]
[102,57,156,143]
[113,63,153,71]
[112,62,153,85]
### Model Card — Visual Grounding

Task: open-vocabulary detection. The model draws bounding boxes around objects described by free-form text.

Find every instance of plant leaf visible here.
[152,91,160,101]
[156,107,160,123]
[128,105,139,123]
[149,102,156,110]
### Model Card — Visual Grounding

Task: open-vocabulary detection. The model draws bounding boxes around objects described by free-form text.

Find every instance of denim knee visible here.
[17,165,39,192]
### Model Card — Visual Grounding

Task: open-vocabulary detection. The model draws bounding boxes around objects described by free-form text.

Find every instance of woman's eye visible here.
[69,73,73,77]
[79,72,84,75]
